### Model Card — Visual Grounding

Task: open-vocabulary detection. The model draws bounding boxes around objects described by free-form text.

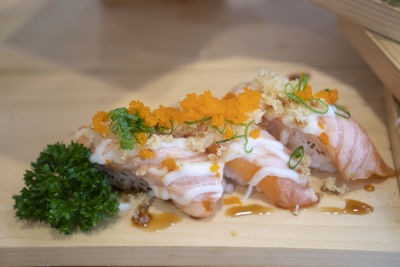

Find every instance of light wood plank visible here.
[309,0,400,42]
[338,18,400,101]
[0,0,399,266]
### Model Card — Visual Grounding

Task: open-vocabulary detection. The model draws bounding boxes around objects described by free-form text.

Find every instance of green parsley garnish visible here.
[288,145,304,169]
[13,142,119,234]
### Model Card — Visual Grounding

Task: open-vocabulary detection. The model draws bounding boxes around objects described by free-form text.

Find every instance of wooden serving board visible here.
[0,1,400,266]
[338,18,400,102]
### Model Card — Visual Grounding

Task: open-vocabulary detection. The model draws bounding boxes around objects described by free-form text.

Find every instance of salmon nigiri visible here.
[221,125,318,208]
[76,87,320,217]
[73,89,264,218]
[248,70,394,181]
[74,127,223,218]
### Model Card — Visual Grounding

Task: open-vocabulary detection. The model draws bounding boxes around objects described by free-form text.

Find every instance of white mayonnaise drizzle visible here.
[282,105,336,136]
[225,135,289,162]
[174,185,223,205]
[242,167,303,202]
[163,162,221,186]
[279,129,290,146]
[118,202,131,212]
[89,139,113,164]
[148,167,168,177]
[222,127,310,201]
[150,182,223,205]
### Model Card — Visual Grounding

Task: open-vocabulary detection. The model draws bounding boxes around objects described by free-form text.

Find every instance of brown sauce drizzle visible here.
[131,206,182,231]
[223,196,242,205]
[319,199,374,215]
[225,204,273,217]
[364,184,375,192]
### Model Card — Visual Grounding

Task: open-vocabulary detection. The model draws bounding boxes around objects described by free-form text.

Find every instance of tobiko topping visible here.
[92,89,262,151]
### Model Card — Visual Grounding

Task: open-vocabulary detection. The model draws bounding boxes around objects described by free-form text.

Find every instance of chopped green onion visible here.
[243,120,254,153]
[285,83,296,95]
[184,117,211,125]
[211,125,225,134]
[215,120,254,153]
[295,73,309,92]
[286,93,329,114]
[224,118,247,127]
[333,104,351,119]
[216,135,245,144]
[285,73,329,115]
[155,120,174,135]
[108,108,154,150]
[288,146,304,169]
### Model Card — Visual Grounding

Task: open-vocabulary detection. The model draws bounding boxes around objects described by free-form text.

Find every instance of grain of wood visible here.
[338,18,400,102]
[0,0,399,266]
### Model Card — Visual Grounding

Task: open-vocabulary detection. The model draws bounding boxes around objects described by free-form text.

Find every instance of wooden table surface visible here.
[0,0,399,266]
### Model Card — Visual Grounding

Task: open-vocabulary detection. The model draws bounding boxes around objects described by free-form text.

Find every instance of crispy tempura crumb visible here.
[144,134,174,150]
[321,177,348,195]
[253,70,315,128]
[291,204,300,216]
[296,153,312,177]
[130,192,153,226]
[186,133,215,153]
[135,167,148,176]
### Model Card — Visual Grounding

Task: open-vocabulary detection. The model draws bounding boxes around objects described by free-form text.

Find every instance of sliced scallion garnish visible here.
[288,146,304,169]
[243,120,254,153]
[155,120,174,135]
[184,117,211,125]
[333,104,351,119]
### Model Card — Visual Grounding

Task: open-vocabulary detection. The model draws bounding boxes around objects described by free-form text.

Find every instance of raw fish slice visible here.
[223,126,318,208]
[74,127,223,218]
[263,116,394,181]
[246,70,394,181]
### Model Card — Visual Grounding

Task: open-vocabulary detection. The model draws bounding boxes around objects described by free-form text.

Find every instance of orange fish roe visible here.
[223,92,236,100]
[179,88,261,125]
[223,88,262,123]
[318,121,324,130]
[92,111,110,135]
[137,132,148,146]
[295,84,314,100]
[161,157,179,172]
[223,196,242,205]
[319,132,330,145]
[314,89,338,105]
[211,115,225,127]
[93,89,262,151]
[139,149,155,159]
[105,159,115,170]
[152,105,183,128]
[179,90,221,123]
[210,163,220,173]
[129,100,158,127]
[224,127,235,139]
[249,129,260,139]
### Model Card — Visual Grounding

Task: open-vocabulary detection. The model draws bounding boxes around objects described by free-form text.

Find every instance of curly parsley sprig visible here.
[13,142,119,234]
